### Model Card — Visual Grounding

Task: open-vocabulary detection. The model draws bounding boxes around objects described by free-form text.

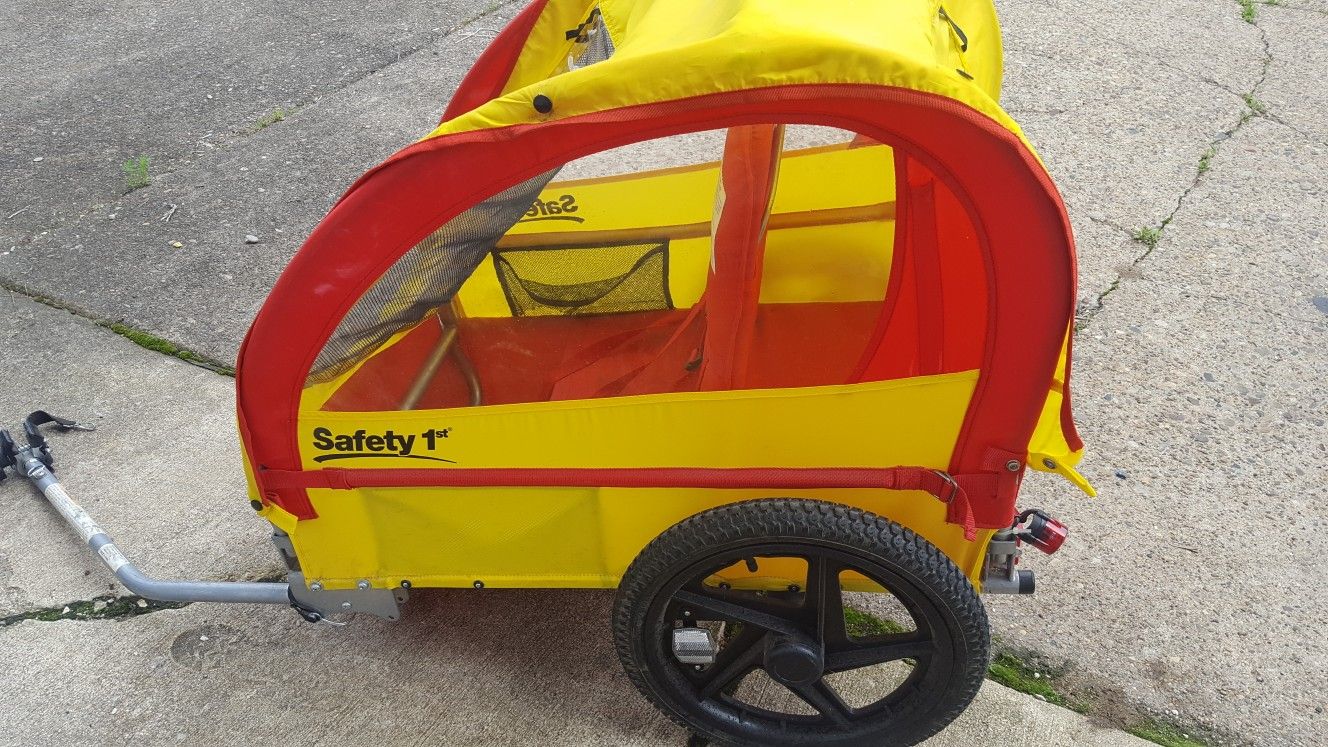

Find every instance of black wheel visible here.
[613,498,989,747]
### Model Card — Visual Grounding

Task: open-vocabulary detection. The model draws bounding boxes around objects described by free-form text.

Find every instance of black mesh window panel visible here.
[493,241,673,317]
[307,169,558,385]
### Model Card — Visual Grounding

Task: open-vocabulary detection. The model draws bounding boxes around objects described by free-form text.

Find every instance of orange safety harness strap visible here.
[549,124,783,400]
[549,297,707,400]
[698,124,783,391]
[260,464,981,539]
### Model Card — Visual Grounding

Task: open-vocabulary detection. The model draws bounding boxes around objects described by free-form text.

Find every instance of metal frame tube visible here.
[20,455,290,605]
[399,313,484,410]
[400,321,459,410]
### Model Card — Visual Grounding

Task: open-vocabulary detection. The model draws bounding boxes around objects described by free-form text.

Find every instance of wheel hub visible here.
[763,637,824,685]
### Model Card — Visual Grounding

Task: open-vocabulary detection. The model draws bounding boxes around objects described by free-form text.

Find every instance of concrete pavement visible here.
[0,590,1150,747]
[985,1,1328,744]
[1,0,511,363]
[1,0,1325,744]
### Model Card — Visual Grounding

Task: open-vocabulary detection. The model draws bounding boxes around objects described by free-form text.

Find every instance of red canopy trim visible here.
[238,84,1077,529]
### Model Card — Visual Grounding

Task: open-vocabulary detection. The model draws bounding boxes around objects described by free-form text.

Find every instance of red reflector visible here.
[1028,517,1068,554]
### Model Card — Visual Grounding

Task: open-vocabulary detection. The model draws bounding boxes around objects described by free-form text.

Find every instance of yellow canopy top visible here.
[430,0,1019,145]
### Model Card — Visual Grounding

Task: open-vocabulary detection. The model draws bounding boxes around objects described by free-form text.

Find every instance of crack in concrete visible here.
[173,1,519,158]
[1085,213,1136,237]
[1006,107,1068,116]
[1019,0,1269,97]
[0,276,235,375]
[1076,10,1274,329]
[0,594,186,630]
[1260,110,1322,145]
[0,567,285,631]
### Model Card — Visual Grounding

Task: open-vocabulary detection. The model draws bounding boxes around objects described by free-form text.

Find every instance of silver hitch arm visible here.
[1,411,403,622]
[17,454,291,605]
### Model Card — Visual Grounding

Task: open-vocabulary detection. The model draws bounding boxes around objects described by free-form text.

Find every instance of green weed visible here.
[1242,93,1267,115]
[0,595,184,628]
[843,606,907,636]
[103,322,235,375]
[121,155,151,191]
[1128,718,1208,747]
[1197,146,1216,174]
[1133,226,1162,249]
[254,108,286,130]
[986,652,1085,712]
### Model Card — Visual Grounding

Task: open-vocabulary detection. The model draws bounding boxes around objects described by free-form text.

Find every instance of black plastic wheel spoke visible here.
[825,633,934,672]
[787,679,855,727]
[696,626,767,699]
[804,554,848,646]
[674,589,802,637]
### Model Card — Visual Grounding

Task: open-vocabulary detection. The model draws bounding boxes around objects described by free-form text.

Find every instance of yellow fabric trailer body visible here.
[239,0,1089,599]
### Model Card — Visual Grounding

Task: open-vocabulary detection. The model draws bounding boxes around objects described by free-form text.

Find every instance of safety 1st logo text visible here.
[310,427,455,463]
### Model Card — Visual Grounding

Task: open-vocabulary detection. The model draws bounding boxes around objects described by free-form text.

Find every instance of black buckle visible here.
[0,411,94,479]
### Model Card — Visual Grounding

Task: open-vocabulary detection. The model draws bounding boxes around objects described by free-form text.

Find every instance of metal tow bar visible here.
[0,411,404,622]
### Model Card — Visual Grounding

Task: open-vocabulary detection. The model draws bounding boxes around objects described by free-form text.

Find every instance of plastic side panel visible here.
[1028,388,1073,462]
[1026,327,1093,494]
[1027,327,1072,462]
[289,371,979,587]
[761,223,893,305]
[595,487,995,587]
[774,144,895,214]
[289,485,995,589]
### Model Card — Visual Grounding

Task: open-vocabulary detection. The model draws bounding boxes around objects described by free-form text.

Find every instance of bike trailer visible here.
[5,1,1095,744]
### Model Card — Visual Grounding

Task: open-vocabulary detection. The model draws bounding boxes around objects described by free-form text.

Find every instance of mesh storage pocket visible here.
[493,242,673,316]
